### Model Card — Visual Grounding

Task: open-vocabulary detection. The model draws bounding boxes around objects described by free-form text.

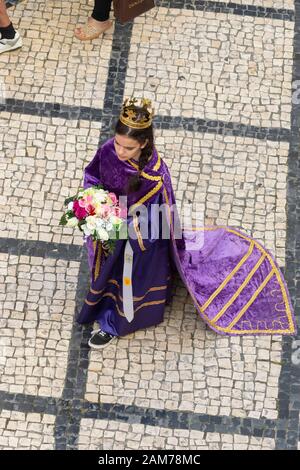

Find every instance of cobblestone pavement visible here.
[0,0,300,450]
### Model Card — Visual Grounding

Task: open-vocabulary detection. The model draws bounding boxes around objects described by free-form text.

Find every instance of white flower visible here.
[105,222,113,232]
[93,192,107,203]
[66,217,78,228]
[95,218,105,228]
[82,224,92,236]
[110,215,122,226]
[96,227,109,241]
[85,216,97,232]
[67,201,74,211]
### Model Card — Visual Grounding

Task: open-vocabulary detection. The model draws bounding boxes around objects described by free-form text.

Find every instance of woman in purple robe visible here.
[77,98,297,349]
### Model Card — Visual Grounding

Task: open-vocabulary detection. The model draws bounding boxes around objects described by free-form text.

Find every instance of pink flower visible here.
[73,200,88,220]
[79,195,93,208]
[86,204,96,216]
[108,192,118,205]
[98,204,111,218]
[112,207,121,217]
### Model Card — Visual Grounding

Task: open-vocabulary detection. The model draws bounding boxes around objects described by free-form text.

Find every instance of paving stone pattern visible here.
[0,0,300,450]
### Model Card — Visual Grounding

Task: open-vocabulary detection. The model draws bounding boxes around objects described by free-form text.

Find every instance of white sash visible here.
[122,241,134,322]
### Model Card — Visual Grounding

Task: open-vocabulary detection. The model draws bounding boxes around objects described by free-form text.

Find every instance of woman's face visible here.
[114,134,146,162]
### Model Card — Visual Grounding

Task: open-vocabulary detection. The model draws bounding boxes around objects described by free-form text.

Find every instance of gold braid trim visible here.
[86,280,167,305]
[211,252,267,324]
[153,152,161,171]
[202,241,255,313]
[128,159,161,182]
[94,242,102,282]
[226,269,275,331]
[133,214,146,251]
[102,293,166,317]
[129,180,163,214]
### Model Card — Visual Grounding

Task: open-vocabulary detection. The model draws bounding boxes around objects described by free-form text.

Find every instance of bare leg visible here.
[0,0,22,54]
[0,0,11,28]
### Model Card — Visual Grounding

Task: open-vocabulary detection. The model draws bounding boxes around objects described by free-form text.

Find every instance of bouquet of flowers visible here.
[59,185,127,254]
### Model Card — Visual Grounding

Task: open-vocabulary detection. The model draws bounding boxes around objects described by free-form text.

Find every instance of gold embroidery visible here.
[211,253,266,324]
[275,302,287,313]
[270,318,286,329]
[129,180,163,213]
[94,242,102,282]
[127,159,161,182]
[102,292,166,317]
[133,214,146,251]
[135,300,165,313]
[125,285,167,302]
[90,287,105,295]
[89,278,119,295]
[86,280,168,307]
[128,150,161,176]
[85,298,100,306]
[239,320,252,330]
[153,152,161,171]
[202,241,255,312]
[270,288,281,297]
[226,269,275,331]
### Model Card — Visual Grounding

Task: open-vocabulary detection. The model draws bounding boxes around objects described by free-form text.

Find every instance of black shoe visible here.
[88,329,116,349]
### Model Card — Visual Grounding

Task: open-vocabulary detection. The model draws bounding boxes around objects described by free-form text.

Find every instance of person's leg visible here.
[0,0,22,54]
[91,0,112,22]
[74,0,113,41]
[0,0,11,27]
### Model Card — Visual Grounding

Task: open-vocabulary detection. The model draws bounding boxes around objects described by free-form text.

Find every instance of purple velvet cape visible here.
[77,138,297,337]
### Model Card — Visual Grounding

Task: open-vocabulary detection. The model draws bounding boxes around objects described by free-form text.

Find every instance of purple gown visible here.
[77,138,297,336]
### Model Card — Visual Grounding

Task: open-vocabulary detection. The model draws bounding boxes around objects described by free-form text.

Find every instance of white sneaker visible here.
[0,31,22,55]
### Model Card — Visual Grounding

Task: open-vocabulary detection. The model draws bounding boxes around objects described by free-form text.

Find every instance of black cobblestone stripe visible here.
[54,256,91,450]
[7,0,294,21]
[158,0,294,21]
[52,18,135,449]
[98,20,134,145]
[0,98,291,143]
[0,99,102,122]
[276,0,300,451]
[154,116,291,142]
[82,402,277,439]
[0,238,83,261]
[0,391,278,441]
[0,391,59,415]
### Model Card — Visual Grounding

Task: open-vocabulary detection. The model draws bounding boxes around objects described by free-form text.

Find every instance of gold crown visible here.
[120,97,154,129]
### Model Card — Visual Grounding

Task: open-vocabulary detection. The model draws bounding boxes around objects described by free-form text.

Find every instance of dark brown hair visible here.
[115,106,154,193]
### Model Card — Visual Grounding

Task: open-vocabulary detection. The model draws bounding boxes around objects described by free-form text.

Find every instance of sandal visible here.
[74,19,112,41]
